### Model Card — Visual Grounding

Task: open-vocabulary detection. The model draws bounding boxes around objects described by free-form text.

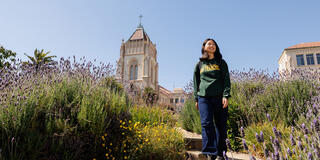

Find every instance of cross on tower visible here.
[139,15,143,25]
[138,14,143,28]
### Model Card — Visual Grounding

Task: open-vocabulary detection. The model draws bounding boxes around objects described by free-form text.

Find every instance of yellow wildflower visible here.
[102,143,105,147]
[124,150,126,153]
[110,143,112,146]
[129,120,131,123]
[145,139,149,142]
[106,153,109,157]
[101,136,105,141]
[93,158,96,160]
[122,132,125,135]
[124,156,128,159]
[104,133,108,137]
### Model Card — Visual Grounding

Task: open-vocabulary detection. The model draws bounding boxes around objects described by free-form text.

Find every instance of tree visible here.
[24,49,56,71]
[142,87,158,106]
[0,46,16,69]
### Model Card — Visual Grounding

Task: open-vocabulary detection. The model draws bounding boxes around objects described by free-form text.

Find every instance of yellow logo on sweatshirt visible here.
[200,64,220,73]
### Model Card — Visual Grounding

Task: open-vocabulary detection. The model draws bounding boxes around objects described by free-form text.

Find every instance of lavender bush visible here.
[240,69,320,159]
[0,56,130,159]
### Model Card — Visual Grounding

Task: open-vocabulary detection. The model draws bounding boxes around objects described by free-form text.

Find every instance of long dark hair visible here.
[200,38,222,61]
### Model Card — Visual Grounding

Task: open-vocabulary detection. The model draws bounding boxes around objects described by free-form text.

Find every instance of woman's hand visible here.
[222,97,228,108]
[195,102,199,110]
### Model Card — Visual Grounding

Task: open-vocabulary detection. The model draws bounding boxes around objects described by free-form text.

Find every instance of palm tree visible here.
[24,49,56,71]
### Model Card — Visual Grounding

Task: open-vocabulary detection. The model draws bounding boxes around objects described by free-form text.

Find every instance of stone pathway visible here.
[175,127,261,160]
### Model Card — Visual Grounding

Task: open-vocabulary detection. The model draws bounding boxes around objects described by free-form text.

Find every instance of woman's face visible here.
[204,40,216,54]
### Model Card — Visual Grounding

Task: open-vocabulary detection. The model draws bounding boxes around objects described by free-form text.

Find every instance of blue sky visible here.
[1,0,319,90]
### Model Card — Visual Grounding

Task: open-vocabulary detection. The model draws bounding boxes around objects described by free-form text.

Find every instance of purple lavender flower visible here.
[308,152,313,160]
[267,113,271,122]
[312,119,319,132]
[264,148,269,158]
[277,130,282,139]
[304,134,309,144]
[242,139,249,151]
[315,148,320,159]
[273,127,277,136]
[255,132,261,143]
[287,147,292,157]
[240,126,245,138]
[260,131,264,142]
[250,155,256,160]
[226,138,232,150]
[253,144,256,152]
[274,150,280,160]
[223,151,229,160]
[274,138,281,151]
[292,148,296,155]
[290,134,296,146]
[298,141,303,151]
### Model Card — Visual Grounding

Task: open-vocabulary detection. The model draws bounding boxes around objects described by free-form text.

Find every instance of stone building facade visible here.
[116,23,186,111]
[278,42,320,74]
[116,24,159,93]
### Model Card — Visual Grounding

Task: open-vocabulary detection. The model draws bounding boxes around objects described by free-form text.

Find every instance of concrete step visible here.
[184,137,202,150]
[185,150,259,160]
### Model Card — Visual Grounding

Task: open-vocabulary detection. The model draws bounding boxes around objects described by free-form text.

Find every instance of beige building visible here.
[116,22,186,111]
[116,23,159,93]
[278,42,320,74]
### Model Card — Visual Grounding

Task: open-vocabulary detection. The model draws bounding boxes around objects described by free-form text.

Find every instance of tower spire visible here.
[138,14,143,28]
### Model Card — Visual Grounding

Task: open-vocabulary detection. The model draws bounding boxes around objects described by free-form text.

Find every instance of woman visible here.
[193,38,231,160]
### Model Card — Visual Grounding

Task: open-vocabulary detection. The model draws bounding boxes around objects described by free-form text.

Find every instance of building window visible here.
[130,65,134,80]
[130,64,138,80]
[175,98,179,104]
[306,54,315,65]
[317,53,320,64]
[296,55,305,66]
[180,98,184,103]
[134,65,138,80]
[170,98,173,104]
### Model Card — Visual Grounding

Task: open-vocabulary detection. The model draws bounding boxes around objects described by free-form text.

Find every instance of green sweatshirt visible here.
[193,58,231,102]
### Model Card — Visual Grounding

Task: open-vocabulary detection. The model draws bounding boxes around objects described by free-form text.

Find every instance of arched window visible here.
[134,65,138,80]
[130,65,134,80]
[151,66,153,83]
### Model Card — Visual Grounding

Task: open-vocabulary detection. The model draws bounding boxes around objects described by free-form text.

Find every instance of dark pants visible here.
[198,96,228,156]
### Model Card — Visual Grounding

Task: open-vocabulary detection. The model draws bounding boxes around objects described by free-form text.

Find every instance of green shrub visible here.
[129,105,177,127]
[231,80,316,126]
[179,96,201,134]
[0,75,129,159]
[99,119,185,160]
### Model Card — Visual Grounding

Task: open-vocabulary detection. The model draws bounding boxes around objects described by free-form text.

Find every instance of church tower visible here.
[116,18,159,93]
